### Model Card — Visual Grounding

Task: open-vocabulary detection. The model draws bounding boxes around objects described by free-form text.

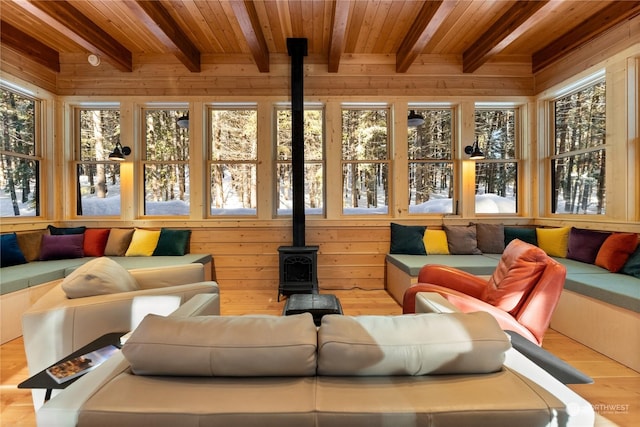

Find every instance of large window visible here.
[75,108,121,216]
[209,107,258,215]
[474,107,518,214]
[551,80,606,215]
[143,109,190,216]
[342,106,389,215]
[408,108,453,214]
[276,105,324,215]
[0,87,40,217]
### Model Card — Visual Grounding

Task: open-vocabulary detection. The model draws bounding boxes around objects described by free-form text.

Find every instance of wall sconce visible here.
[464,138,485,160]
[176,114,189,128]
[108,142,131,161]
[407,110,425,127]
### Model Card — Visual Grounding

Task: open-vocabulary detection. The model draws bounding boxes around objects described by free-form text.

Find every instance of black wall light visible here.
[464,138,485,160]
[108,142,131,161]
[177,114,189,128]
[407,110,425,127]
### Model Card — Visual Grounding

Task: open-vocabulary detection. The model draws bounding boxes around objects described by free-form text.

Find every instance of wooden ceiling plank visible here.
[1,19,60,72]
[396,0,457,73]
[230,0,270,72]
[127,1,200,72]
[463,0,550,73]
[328,0,350,73]
[532,1,640,73]
[13,0,132,72]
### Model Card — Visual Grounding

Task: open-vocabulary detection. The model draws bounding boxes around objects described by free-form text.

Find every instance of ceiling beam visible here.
[533,1,640,73]
[128,1,201,72]
[463,0,549,73]
[230,0,270,73]
[13,0,132,72]
[396,0,456,73]
[328,0,350,73]
[1,20,60,72]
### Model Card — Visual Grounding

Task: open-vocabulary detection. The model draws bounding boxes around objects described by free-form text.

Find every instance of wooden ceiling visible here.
[2,1,639,95]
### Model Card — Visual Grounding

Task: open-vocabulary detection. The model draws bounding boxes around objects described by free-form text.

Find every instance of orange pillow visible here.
[595,233,639,272]
[83,228,111,257]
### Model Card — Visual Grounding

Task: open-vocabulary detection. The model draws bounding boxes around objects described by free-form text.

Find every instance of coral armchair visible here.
[403,239,566,345]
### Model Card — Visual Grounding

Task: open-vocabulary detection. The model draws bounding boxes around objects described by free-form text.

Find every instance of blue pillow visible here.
[1,233,28,267]
[389,223,426,255]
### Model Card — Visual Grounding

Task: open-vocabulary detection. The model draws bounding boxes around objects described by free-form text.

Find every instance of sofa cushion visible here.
[83,228,111,257]
[595,233,639,273]
[475,223,505,254]
[443,224,481,255]
[566,227,610,264]
[104,228,134,256]
[39,234,85,260]
[481,239,548,314]
[1,233,27,267]
[423,229,449,255]
[389,223,426,255]
[122,313,317,376]
[317,312,510,376]
[61,257,139,299]
[153,229,191,256]
[125,228,161,257]
[536,227,570,257]
[15,230,46,261]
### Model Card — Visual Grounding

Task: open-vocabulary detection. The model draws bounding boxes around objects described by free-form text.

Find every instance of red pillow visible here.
[83,228,111,257]
[595,233,639,272]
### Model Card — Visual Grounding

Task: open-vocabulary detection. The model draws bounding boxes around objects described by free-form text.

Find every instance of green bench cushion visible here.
[386,254,499,276]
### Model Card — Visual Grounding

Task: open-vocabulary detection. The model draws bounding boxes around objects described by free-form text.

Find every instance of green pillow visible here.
[48,224,86,235]
[389,223,426,255]
[620,246,640,279]
[153,229,192,256]
[504,226,537,246]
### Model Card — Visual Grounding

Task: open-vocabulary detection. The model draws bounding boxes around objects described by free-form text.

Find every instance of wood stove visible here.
[278,38,319,301]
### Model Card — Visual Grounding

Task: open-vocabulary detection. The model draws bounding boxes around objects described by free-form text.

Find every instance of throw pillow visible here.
[595,233,638,273]
[16,230,47,262]
[61,257,139,299]
[83,228,111,257]
[443,224,481,255]
[389,223,426,255]
[104,228,135,256]
[481,239,548,315]
[39,234,84,260]
[474,223,505,254]
[423,229,449,255]
[125,228,161,257]
[153,229,191,256]
[618,240,640,278]
[1,233,28,267]
[566,227,611,264]
[504,226,537,246]
[536,227,570,257]
[47,225,86,235]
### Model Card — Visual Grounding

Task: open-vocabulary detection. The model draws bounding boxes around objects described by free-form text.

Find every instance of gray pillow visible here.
[61,257,139,298]
[475,223,505,254]
[443,224,482,254]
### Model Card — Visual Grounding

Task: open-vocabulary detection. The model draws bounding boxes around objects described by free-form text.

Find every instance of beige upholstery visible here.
[22,263,219,409]
[38,303,594,427]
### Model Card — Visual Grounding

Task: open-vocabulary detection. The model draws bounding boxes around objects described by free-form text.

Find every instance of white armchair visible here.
[22,262,219,408]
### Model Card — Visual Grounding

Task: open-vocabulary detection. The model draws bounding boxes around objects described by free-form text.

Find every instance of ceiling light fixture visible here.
[407,110,425,127]
[464,138,485,160]
[176,114,189,128]
[87,54,101,67]
[108,142,131,161]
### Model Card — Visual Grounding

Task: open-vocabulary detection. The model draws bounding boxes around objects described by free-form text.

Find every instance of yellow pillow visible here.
[125,228,161,257]
[536,227,570,257]
[424,229,450,255]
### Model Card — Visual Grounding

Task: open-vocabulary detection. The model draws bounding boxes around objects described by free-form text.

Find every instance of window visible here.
[143,109,190,216]
[209,107,258,215]
[408,108,454,214]
[276,105,324,215]
[474,107,519,214]
[0,87,40,217]
[551,80,606,214]
[75,108,121,216]
[341,106,389,215]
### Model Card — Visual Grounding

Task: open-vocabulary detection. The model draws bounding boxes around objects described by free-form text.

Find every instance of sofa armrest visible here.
[131,263,205,290]
[417,264,488,298]
[169,293,220,317]
[414,292,460,313]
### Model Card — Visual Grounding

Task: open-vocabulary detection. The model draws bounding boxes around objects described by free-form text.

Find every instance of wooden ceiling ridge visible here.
[0,20,60,72]
[230,0,270,73]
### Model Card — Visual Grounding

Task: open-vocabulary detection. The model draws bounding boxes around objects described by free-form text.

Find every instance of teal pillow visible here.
[504,227,537,246]
[48,225,86,235]
[389,223,426,255]
[1,233,27,267]
[620,246,640,279]
[153,229,191,256]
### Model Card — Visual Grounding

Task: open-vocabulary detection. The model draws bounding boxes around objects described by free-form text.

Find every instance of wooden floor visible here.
[1,288,639,426]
